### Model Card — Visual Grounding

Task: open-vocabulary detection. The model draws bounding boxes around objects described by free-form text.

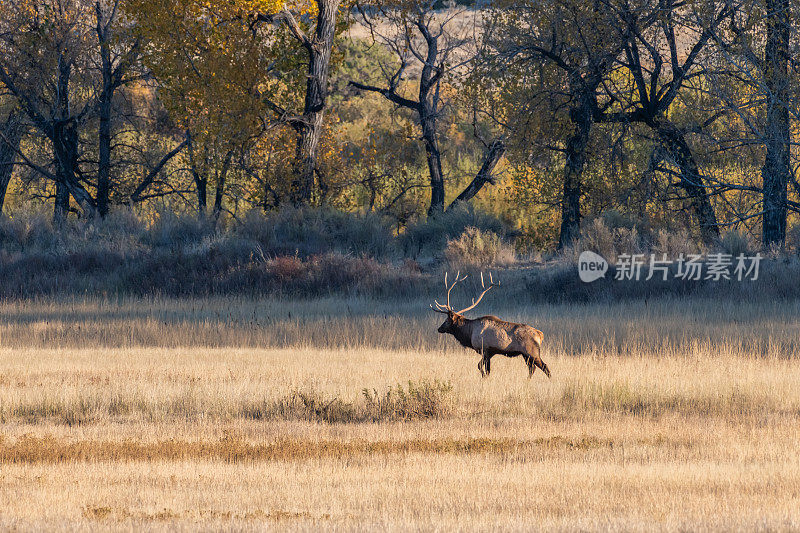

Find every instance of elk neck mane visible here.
[450,314,475,348]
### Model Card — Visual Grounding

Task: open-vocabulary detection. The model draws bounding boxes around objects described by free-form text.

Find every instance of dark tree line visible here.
[0,0,798,250]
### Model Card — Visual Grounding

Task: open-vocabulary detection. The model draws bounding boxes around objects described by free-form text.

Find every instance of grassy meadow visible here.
[0,295,799,530]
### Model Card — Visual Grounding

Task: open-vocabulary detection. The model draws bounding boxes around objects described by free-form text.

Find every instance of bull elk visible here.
[431,272,550,379]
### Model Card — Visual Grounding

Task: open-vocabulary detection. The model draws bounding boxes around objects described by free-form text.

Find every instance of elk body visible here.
[431,273,550,379]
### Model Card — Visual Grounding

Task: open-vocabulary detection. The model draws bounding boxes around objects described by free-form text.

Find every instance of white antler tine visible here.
[481,271,485,289]
[444,271,448,289]
[489,272,494,285]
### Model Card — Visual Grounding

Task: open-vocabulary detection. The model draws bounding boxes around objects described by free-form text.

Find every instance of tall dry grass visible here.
[0,295,799,530]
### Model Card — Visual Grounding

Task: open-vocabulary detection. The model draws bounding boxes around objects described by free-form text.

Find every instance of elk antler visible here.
[429,270,468,313]
[455,272,498,315]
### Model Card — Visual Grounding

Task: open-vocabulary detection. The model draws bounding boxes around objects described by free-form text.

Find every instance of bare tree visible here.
[254,0,343,207]
[94,0,141,217]
[596,0,732,244]
[479,0,631,248]
[707,0,796,247]
[0,0,99,219]
[350,3,503,216]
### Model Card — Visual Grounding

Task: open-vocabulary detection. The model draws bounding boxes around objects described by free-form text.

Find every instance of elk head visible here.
[430,271,497,334]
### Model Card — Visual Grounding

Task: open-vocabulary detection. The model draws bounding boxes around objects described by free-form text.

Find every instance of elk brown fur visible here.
[431,272,550,379]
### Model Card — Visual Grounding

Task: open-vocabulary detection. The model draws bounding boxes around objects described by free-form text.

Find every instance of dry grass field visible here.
[1,295,799,530]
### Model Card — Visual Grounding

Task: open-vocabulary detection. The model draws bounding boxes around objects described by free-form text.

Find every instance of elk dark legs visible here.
[523,354,535,378]
[528,344,551,378]
[478,351,493,378]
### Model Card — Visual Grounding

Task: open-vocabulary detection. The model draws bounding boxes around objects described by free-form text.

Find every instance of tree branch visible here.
[448,140,506,209]
[131,136,190,202]
[348,81,420,111]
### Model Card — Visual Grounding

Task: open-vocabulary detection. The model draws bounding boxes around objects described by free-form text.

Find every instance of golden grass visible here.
[0,296,799,530]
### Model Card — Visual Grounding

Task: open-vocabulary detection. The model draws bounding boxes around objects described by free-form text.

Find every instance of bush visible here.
[444,226,516,267]
[243,380,453,423]
[400,204,508,259]
[0,208,56,251]
[362,380,453,421]
[145,211,215,249]
[575,218,644,263]
[717,229,755,257]
[786,223,800,254]
[237,207,394,259]
[652,228,699,257]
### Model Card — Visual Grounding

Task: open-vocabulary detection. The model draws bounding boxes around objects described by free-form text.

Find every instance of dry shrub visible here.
[145,211,215,249]
[266,390,360,424]
[576,218,644,262]
[238,207,394,259]
[361,380,454,421]
[786,223,800,254]
[444,227,516,267]
[0,208,56,250]
[400,204,507,259]
[717,229,755,257]
[652,228,699,257]
[242,380,453,423]
[267,255,307,281]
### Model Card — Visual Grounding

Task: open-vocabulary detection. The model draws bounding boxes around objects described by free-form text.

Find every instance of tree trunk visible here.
[290,0,340,206]
[656,122,719,245]
[196,174,208,215]
[0,111,22,213]
[186,132,208,216]
[421,114,445,216]
[97,35,113,218]
[52,120,79,221]
[558,103,592,250]
[449,140,505,209]
[212,151,232,222]
[51,52,96,220]
[53,182,70,221]
[761,0,791,248]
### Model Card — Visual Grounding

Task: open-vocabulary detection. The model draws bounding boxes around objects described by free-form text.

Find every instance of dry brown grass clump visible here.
[444,226,516,267]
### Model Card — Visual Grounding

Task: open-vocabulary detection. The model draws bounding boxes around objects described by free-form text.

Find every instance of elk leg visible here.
[477,357,485,378]
[483,353,492,376]
[534,357,551,378]
[524,355,535,379]
[530,345,551,379]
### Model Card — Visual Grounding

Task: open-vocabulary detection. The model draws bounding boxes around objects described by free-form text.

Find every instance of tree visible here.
[0,0,99,219]
[94,0,142,217]
[761,0,791,247]
[596,0,730,245]
[0,0,143,220]
[256,0,345,206]
[349,2,505,216]
[479,0,628,248]
[126,0,348,211]
[708,0,795,247]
